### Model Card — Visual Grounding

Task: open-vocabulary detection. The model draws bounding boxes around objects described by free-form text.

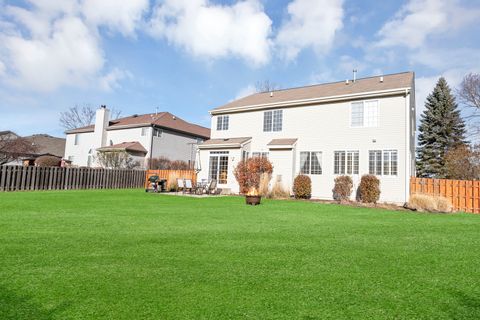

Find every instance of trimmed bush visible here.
[332,175,353,202]
[293,175,311,199]
[34,155,61,167]
[358,175,380,203]
[234,157,273,194]
[407,194,453,213]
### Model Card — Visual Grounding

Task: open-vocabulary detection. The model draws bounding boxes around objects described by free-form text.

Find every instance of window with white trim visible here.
[334,151,359,175]
[209,151,229,184]
[141,127,148,136]
[369,150,397,175]
[351,101,378,127]
[264,110,282,132]
[74,134,79,145]
[216,115,229,131]
[300,151,322,175]
[252,152,268,159]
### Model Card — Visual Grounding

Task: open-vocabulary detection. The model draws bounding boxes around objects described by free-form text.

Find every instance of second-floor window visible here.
[141,127,148,136]
[217,115,229,130]
[252,152,268,159]
[74,134,79,145]
[334,151,359,175]
[264,110,283,132]
[351,101,378,127]
[300,151,322,175]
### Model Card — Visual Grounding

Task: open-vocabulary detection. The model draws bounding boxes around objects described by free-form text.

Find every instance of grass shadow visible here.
[0,286,69,320]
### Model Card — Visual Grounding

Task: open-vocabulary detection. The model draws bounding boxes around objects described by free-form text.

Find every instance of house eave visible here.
[210,87,411,115]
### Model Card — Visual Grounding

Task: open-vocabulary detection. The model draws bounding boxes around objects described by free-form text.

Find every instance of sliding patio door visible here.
[209,151,229,184]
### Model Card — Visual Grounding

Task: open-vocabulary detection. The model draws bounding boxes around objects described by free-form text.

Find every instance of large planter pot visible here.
[245,195,262,205]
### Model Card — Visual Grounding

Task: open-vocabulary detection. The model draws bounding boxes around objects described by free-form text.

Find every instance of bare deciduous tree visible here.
[457,73,480,137]
[255,80,281,93]
[0,132,37,165]
[59,105,122,130]
[445,144,480,180]
[458,73,480,110]
[94,151,139,169]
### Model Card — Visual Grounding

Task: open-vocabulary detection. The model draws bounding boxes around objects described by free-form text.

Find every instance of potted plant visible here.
[234,157,273,205]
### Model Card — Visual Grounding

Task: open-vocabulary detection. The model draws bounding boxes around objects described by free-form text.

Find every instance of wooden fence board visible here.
[0,166,148,192]
[410,177,480,213]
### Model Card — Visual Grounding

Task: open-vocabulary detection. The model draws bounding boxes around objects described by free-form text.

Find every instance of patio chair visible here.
[176,178,185,194]
[184,179,195,194]
[206,179,218,195]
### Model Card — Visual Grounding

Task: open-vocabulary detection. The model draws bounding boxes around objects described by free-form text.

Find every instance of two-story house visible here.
[197,72,415,203]
[64,106,210,168]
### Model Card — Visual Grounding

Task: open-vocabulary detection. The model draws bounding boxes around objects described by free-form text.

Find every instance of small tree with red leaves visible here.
[234,157,273,194]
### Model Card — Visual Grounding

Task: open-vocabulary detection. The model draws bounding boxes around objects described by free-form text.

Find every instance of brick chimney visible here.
[94,105,110,148]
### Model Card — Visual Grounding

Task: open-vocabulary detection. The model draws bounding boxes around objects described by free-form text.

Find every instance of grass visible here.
[1,189,480,319]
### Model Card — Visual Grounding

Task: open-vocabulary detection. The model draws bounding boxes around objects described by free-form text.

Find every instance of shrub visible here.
[259,173,271,197]
[149,157,191,170]
[332,175,353,202]
[268,180,291,199]
[358,175,380,203]
[34,155,61,167]
[234,157,273,194]
[407,194,453,213]
[293,175,311,199]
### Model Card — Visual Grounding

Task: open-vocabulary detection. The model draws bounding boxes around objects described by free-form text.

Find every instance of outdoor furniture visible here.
[176,178,185,194]
[184,179,195,194]
[206,179,218,195]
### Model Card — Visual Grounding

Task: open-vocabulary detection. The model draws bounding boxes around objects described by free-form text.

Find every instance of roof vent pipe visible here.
[345,79,349,85]
[270,91,273,97]
[380,76,384,83]
[353,69,357,82]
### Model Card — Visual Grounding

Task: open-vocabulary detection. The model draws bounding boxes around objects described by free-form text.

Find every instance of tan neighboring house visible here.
[0,131,66,166]
[64,106,210,168]
[197,72,416,204]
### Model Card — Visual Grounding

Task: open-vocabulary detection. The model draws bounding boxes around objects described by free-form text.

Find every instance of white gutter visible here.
[210,87,411,115]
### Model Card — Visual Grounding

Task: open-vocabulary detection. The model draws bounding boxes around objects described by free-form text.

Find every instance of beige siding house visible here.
[64,107,210,168]
[197,72,416,204]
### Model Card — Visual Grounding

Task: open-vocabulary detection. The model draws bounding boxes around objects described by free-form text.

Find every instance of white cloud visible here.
[82,0,149,36]
[234,84,256,100]
[1,16,104,92]
[377,0,480,48]
[99,68,132,91]
[0,0,145,92]
[148,0,272,66]
[276,0,344,60]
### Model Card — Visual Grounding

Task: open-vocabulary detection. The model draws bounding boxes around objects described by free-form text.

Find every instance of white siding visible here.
[202,93,413,203]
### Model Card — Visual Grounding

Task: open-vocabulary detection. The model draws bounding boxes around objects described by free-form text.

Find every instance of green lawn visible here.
[1,190,480,319]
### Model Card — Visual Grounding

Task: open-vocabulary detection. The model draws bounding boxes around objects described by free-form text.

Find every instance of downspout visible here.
[405,88,410,203]
[149,125,154,169]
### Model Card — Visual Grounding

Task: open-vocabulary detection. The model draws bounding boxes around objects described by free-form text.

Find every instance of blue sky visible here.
[0,0,479,137]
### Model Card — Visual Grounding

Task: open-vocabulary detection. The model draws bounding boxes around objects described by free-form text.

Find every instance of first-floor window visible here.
[242,150,249,160]
[209,151,229,184]
[369,150,398,175]
[300,151,322,175]
[334,151,359,174]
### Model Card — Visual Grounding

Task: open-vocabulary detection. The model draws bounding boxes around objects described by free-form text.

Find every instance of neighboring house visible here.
[0,131,66,166]
[197,72,416,203]
[64,107,210,168]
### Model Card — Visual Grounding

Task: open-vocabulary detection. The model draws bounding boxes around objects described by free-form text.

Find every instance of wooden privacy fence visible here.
[145,169,197,189]
[0,166,145,192]
[410,177,480,213]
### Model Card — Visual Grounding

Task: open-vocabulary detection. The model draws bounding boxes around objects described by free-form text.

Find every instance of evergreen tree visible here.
[417,77,467,178]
